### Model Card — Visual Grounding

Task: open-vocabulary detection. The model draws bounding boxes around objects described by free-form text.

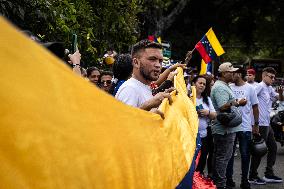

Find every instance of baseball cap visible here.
[218,62,239,72]
[247,68,256,75]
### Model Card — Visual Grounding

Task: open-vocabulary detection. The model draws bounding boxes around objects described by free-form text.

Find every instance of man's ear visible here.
[133,58,139,68]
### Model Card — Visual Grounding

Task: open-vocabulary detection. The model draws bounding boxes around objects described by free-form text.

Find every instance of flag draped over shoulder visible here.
[0,17,198,189]
[195,28,225,64]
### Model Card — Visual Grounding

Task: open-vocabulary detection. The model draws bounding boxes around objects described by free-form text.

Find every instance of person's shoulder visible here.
[229,83,235,87]
[118,78,139,89]
[115,79,138,98]
[244,82,253,89]
[244,83,257,94]
[213,81,227,90]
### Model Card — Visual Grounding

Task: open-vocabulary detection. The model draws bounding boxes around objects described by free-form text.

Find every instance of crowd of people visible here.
[194,64,283,189]
[42,36,284,189]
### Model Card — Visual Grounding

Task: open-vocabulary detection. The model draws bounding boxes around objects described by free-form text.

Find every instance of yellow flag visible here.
[206,27,225,56]
[0,17,198,189]
[200,59,207,75]
[157,36,162,44]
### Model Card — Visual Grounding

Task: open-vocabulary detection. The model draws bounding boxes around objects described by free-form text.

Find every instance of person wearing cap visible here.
[246,68,260,151]
[246,69,258,88]
[226,67,259,189]
[210,62,247,189]
[249,67,283,184]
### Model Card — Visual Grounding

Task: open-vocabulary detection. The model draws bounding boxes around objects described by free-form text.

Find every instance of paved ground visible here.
[233,143,284,189]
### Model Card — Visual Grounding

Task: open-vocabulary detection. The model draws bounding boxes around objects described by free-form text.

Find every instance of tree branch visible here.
[157,0,190,34]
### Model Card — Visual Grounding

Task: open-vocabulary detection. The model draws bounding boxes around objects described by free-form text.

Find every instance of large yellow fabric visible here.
[0,17,198,189]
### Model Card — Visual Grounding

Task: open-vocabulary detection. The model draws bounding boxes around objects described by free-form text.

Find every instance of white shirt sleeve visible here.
[255,83,263,95]
[115,86,141,107]
[208,97,216,112]
[250,85,259,106]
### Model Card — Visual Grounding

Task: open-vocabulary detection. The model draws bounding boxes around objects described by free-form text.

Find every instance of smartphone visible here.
[71,33,77,54]
[196,104,204,111]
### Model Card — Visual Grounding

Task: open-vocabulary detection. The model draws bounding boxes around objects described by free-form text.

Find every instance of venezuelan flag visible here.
[199,59,212,75]
[195,28,225,64]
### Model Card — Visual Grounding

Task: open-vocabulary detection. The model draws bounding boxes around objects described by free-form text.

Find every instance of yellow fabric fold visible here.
[0,17,198,189]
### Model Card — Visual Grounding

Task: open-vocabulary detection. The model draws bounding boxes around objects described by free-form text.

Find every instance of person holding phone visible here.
[193,75,216,176]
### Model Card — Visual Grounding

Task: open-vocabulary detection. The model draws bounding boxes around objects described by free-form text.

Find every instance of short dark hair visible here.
[234,66,247,80]
[112,54,133,81]
[131,39,162,58]
[86,67,100,77]
[100,71,113,81]
[263,67,276,75]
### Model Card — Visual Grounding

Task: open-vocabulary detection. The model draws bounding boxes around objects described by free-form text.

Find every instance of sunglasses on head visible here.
[101,80,112,85]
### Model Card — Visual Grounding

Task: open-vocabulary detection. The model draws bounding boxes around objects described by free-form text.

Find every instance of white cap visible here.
[218,62,239,72]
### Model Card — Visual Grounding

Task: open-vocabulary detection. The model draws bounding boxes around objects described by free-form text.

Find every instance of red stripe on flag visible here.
[195,41,211,64]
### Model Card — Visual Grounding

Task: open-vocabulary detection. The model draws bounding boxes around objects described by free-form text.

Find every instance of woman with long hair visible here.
[193,75,216,176]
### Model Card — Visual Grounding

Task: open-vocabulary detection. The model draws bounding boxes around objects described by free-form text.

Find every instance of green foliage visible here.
[0,0,142,67]
[1,0,283,67]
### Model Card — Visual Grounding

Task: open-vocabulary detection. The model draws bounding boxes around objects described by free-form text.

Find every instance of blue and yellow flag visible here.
[0,17,198,189]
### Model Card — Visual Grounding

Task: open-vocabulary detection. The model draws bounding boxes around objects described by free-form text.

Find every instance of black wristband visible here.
[73,64,80,68]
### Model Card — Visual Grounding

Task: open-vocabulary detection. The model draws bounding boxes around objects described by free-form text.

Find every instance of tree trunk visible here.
[154,0,190,36]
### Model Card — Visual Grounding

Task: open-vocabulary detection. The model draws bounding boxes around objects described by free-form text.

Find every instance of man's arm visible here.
[219,98,247,112]
[252,104,259,134]
[154,63,185,86]
[140,91,173,111]
[68,51,82,76]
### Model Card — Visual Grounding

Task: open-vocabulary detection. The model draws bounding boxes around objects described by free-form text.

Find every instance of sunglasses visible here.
[101,80,112,85]
[266,74,275,80]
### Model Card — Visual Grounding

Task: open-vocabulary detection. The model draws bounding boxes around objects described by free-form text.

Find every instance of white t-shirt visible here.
[115,77,153,108]
[255,81,278,126]
[247,81,259,125]
[230,83,259,131]
[247,81,259,89]
[196,97,215,138]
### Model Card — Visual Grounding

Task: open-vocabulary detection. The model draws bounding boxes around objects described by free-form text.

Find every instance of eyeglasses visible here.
[101,80,112,85]
[266,74,275,80]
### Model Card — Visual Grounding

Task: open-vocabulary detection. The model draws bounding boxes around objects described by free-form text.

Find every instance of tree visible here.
[140,0,191,36]
[162,0,284,62]
[0,0,142,67]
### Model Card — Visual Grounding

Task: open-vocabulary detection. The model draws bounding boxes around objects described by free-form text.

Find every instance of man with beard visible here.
[115,39,172,111]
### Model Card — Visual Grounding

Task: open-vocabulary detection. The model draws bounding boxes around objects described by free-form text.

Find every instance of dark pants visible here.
[196,127,214,176]
[196,136,209,174]
[212,133,236,188]
[250,126,277,178]
[227,131,252,182]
